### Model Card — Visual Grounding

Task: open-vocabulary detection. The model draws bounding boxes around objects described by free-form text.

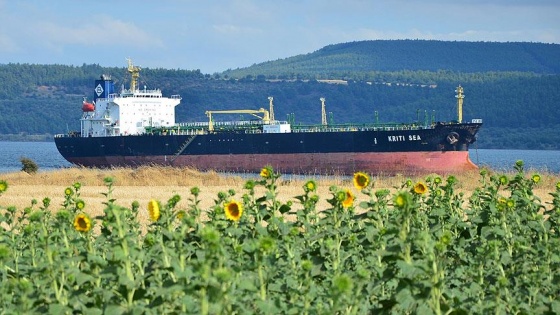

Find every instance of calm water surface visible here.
[0,141,559,174]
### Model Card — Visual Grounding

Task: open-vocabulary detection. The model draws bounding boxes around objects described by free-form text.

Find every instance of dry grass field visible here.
[1,166,559,225]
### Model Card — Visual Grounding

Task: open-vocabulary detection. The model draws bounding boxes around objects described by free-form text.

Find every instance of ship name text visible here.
[388,135,422,142]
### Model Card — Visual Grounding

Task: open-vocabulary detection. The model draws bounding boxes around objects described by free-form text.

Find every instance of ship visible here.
[54,59,482,175]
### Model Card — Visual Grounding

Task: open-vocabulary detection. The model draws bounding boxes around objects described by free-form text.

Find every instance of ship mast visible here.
[320,97,327,126]
[455,85,464,123]
[127,58,141,92]
[268,96,275,121]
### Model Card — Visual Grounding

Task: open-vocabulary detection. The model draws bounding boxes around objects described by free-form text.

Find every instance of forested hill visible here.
[223,40,560,79]
[1,40,560,150]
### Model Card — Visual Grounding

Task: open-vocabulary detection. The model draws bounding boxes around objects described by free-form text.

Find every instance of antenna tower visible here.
[320,97,327,126]
[455,85,464,123]
[268,97,274,121]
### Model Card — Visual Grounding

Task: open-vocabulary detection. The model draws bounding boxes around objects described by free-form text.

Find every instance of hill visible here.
[1,40,560,150]
[222,40,560,79]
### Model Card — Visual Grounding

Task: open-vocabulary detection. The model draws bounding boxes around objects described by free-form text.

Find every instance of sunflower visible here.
[73,213,92,232]
[304,180,317,192]
[260,167,272,179]
[353,172,370,190]
[0,180,7,193]
[224,200,243,221]
[497,197,507,211]
[506,199,515,209]
[394,192,411,208]
[413,182,428,195]
[148,199,161,222]
[64,187,73,196]
[76,199,86,210]
[499,175,508,185]
[531,174,541,184]
[342,189,354,208]
[176,210,185,221]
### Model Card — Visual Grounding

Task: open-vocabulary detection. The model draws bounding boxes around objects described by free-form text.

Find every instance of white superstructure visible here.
[80,59,181,137]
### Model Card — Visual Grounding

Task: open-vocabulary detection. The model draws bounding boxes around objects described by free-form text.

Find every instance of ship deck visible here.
[145,120,442,136]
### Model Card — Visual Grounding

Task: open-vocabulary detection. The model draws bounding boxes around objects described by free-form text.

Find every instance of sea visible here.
[1,141,559,174]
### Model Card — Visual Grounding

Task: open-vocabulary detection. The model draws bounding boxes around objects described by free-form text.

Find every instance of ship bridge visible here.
[78,59,181,137]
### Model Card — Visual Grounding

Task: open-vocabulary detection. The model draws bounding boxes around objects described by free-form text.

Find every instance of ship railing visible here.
[291,123,430,133]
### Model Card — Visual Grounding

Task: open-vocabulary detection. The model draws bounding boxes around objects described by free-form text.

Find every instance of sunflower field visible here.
[1,161,560,314]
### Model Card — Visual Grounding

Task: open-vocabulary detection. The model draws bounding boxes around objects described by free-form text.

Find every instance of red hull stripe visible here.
[67,151,477,175]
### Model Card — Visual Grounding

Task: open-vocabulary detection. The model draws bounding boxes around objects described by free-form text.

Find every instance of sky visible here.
[0,0,558,74]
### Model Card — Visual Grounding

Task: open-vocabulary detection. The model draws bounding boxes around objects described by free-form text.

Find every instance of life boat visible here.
[82,101,95,112]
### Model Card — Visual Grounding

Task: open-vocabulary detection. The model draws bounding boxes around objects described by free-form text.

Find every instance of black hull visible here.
[55,123,481,175]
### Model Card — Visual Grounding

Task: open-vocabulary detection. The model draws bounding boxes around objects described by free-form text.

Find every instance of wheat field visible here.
[1,166,559,225]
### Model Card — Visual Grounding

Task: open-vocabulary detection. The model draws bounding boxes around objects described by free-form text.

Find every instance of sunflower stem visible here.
[258,264,267,301]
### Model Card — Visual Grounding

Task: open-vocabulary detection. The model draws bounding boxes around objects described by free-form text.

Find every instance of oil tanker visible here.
[54,60,482,175]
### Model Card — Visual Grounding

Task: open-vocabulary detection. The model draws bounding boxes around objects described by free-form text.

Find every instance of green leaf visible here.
[396,260,423,279]
[238,277,257,291]
[256,299,279,313]
[74,272,96,286]
[48,303,71,314]
[552,300,560,314]
[279,204,291,214]
[104,304,126,315]
[82,307,103,315]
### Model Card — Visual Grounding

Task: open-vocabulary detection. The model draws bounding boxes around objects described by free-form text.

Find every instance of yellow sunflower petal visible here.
[73,213,92,232]
[224,200,243,221]
[413,182,428,195]
[353,172,370,190]
[342,189,354,208]
[148,199,161,222]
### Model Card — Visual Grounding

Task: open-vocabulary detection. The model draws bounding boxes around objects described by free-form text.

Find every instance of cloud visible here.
[0,34,19,53]
[34,15,164,49]
[0,0,558,72]
[212,24,263,36]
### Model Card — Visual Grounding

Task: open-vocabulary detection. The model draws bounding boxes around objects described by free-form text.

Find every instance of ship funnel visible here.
[94,75,115,103]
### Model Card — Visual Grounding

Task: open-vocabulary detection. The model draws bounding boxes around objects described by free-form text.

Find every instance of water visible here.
[469,149,560,173]
[0,141,559,174]
[0,141,72,173]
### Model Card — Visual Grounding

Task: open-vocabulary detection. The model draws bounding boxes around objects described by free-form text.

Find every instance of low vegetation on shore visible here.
[1,163,559,313]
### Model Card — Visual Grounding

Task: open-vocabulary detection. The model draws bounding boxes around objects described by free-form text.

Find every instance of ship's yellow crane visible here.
[126,58,141,92]
[205,108,270,132]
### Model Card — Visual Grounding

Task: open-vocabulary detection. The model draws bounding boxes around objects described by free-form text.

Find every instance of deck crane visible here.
[205,108,271,132]
[126,58,141,92]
